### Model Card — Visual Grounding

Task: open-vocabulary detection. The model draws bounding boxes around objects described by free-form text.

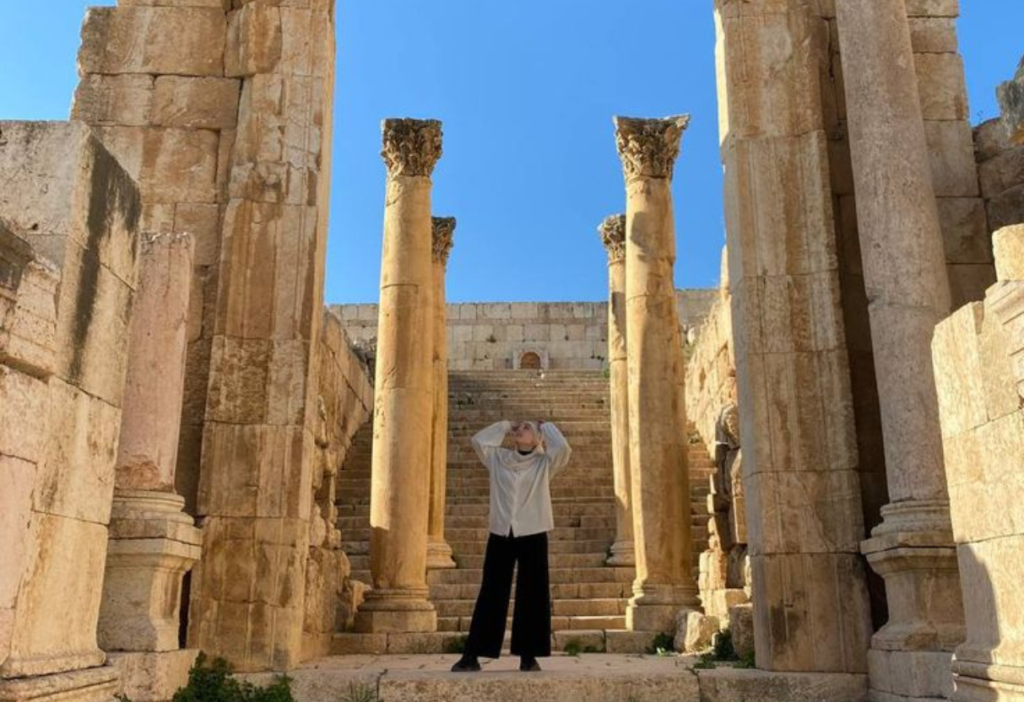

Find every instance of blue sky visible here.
[2,2,1022,303]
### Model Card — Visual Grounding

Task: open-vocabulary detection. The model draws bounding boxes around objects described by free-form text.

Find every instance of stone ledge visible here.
[107,650,198,702]
[696,667,868,702]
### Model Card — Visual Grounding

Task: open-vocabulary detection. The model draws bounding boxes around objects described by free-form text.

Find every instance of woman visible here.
[450,419,572,673]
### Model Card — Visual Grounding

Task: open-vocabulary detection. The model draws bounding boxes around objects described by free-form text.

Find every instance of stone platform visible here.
[242,654,868,702]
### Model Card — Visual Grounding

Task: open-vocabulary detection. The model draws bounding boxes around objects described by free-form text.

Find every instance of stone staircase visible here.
[334,369,713,652]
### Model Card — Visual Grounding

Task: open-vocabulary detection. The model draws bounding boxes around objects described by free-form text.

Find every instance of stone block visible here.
[720,131,838,278]
[728,603,755,660]
[745,469,864,555]
[604,629,658,654]
[908,17,957,53]
[197,424,312,518]
[676,610,719,653]
[0,369,50,465]
[71,74,155,127]
[980,144,1024,201]
[214,200,318,339]
[1,515,110,678]
[994,225,1024,281]
[937,198,993,265]
[79,7,226,76]
[554,630,605,653]
[34,378,122,524]
[0,666,119,702]
[225,3,283,77]
[987,183,1024,230]
[975,119,1010,163]
[750,553,871,673]
[716,8,827,139]
[998,63,1024,146]
[696,668,868,702]
[152,76,241,130]
[915,53,968,121]
[948,264,997,310]
[107,650,198,702]
[905,0,959,18]
[932,302,987,437]
[867,649,954,699]
[924,120,980,197]
[93,126,219,205]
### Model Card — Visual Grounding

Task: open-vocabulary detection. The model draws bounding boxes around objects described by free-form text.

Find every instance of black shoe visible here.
[451,656,481,672]
[519,657,541,672]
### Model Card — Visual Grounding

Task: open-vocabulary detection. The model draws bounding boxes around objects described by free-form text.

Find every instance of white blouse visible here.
[470,420,573,537]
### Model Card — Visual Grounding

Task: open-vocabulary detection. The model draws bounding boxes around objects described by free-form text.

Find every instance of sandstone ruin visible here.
[1,1,1022,702]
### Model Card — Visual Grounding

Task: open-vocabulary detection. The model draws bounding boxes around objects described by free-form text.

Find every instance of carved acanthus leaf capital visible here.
[381,118,443,177]
[598,214,626,262]
[432,217,456,264]
[613,115,690,180]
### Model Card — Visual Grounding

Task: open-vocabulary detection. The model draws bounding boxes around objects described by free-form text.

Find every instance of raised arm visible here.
[471,420,512,467]
[540,422,572,478]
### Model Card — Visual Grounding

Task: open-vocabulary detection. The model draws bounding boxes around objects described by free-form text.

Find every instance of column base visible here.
[626,584,700,633]
[98,490,202,652]
[867,648,954,701]
[862,503,964,653]
[107,650,197,702]
[606,540,636,567]
[426,539,456,570]
[0,666,119,702]
[354,589,437,633]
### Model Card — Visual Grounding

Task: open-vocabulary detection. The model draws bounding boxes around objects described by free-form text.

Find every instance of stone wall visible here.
[332,289,716,372]
[932,226,1024,702]
[975,118,1024,233]
[303,311,373,661]
[685,259,734,451]
[0,121,141,701]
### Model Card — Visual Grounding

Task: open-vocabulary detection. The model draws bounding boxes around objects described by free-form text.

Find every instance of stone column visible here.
[836,0,965,697]
[614,116,700,633]
[97,233,202,690]
[599,214,635,567]
[355,119,441,633]
[427,216,456,570]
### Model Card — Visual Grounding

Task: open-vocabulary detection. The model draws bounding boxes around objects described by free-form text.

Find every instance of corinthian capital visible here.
[381,118,443,177]
[613,115,690,180]
[432,217,456,265]
[599,214,626,262]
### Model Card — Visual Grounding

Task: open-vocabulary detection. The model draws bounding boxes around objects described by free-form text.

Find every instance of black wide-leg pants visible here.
[463,530,551,659]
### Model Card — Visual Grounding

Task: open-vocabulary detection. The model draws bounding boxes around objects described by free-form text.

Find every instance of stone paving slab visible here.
[244,653,701,702]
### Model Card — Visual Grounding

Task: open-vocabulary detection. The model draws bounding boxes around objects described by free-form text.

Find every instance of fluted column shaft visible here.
[356,119,441,633]
[615,116,700,633]
[836,0,964,694]
[427,217,456,570]
[600,215,635,568]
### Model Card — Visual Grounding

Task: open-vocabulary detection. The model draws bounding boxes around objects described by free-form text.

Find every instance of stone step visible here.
[428,580,631,601]
[428,565,634,586]
[335,514,619,531]
[435,613,628,634]
[432,597,627,619]
[446,538,612,556]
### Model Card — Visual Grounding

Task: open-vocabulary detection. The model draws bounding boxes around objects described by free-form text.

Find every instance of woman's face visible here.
[512,421,538,451]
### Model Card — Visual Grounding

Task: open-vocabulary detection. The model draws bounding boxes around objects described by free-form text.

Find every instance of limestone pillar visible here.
[613,116,699,633]
[427,216,456,570]
[836,0,965,696]
[599,214,635,567]
[715,0,874,673]
[355,119,441,633]
[97,234,201,684]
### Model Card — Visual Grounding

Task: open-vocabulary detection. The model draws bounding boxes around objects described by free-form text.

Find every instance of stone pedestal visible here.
[599,214,635,568]
[614,115,700,633]
[355,119,441,634]
[837,0,964,697]
[427,217,456,571]
[933,229,1024,702]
